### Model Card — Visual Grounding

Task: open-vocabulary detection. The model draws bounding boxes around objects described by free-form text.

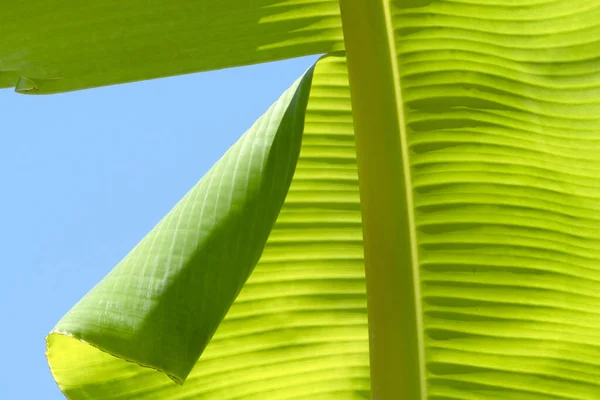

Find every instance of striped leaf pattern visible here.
[393,0,600,398]
[178,54,369,400]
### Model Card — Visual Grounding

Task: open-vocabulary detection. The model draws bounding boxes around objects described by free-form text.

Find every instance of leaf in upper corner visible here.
[1,0,343,93]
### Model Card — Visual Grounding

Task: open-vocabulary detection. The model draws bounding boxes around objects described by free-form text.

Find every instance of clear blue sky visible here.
[0,55,319,399]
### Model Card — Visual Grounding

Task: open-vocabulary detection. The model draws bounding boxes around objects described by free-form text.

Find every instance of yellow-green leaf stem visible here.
[338,1,425,399]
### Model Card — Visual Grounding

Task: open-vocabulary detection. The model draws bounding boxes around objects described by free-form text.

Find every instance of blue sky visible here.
[0,55,319,399]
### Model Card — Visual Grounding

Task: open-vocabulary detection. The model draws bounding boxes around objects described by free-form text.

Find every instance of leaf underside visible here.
[47,55,370,399]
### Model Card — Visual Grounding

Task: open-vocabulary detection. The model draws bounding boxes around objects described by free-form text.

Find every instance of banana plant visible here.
[4,0,600,399]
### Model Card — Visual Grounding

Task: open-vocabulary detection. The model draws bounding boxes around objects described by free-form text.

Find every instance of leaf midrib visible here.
[378,1,427,398]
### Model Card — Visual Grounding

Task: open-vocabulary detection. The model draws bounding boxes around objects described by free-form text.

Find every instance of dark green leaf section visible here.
[1,0,342,94]
[48,64,315,386]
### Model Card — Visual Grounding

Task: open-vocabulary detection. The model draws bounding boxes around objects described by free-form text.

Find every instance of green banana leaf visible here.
[404,1,600,396]
[42,0,600,399]
[0,0,343,94]
[47,55,370,399]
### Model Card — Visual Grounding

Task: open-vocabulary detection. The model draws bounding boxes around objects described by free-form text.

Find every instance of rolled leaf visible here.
[48,62,317,390]
[48,55,371,399]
